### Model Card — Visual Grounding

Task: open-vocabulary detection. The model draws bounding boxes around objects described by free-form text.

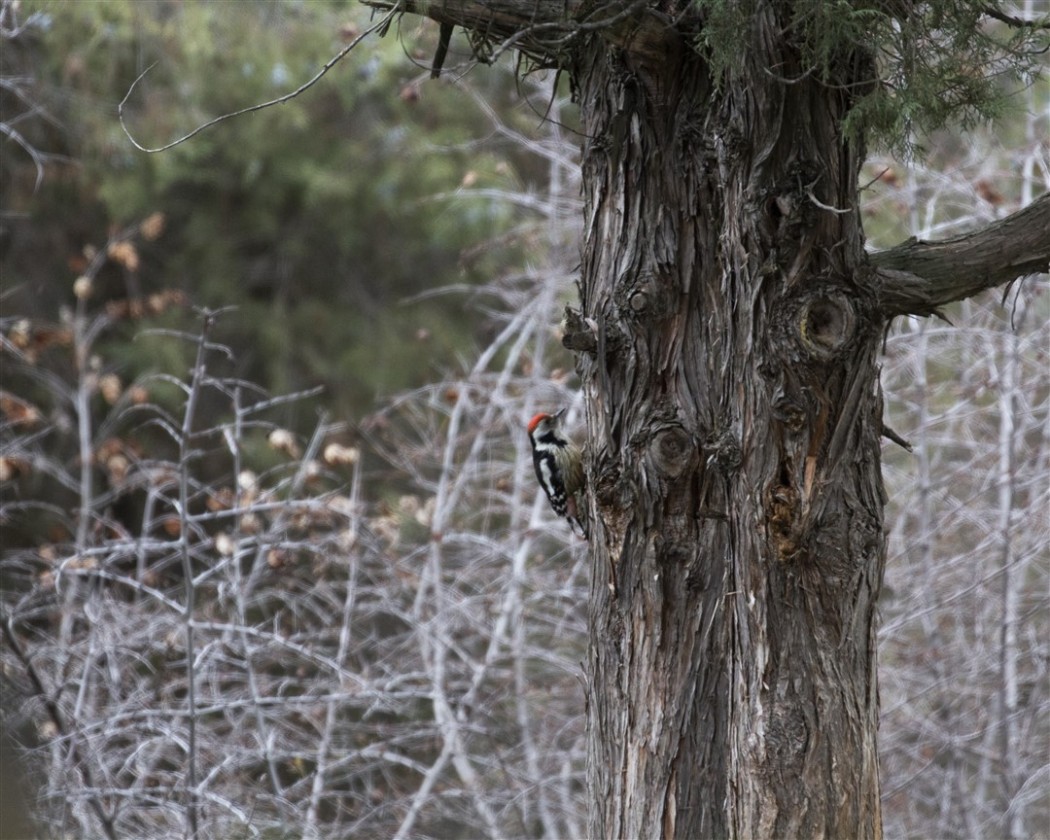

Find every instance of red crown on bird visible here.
[527,412,552,434]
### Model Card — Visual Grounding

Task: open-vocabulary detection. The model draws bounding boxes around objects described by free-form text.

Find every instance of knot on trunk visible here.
[704,428,742,472]
[649,425,695,478]
[616,271,674,321]
[797,291,855,360]
[561,305,598,356]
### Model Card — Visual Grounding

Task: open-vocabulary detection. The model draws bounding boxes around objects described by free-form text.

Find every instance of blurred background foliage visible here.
[2,0,571,422]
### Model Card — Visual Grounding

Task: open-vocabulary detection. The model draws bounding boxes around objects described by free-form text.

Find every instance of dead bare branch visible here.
[118,9,398,153]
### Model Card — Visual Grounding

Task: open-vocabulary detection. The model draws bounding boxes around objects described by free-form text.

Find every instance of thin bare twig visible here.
[806,187,852,215]
[178,309,220,839]
[118,8,399,153]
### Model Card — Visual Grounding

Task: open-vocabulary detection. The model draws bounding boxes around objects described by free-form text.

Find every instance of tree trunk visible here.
[361,1,1049,835]
[571,10,884,837]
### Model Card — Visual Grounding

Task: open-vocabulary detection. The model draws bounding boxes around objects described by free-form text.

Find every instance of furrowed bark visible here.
[872,192,1050,317]
[571,5,884,836]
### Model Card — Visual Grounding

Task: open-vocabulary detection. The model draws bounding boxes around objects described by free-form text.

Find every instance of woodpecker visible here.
[527,409,588,539]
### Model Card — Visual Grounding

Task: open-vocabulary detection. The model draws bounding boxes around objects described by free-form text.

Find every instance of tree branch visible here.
[981,5,1050,30]
[871,193,1050,317]
[361,0,679,66]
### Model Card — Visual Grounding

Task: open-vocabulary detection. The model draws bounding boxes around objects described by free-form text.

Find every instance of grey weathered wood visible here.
[360,0,1048,837]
